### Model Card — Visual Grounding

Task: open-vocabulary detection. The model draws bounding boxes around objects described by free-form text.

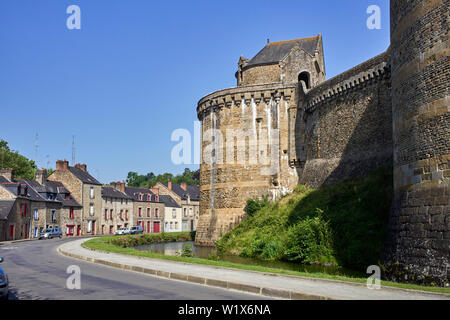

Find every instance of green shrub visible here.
[244,196,270,217]
[109,232,193,248]
[261,241,284,260]
[284,216,334,264]
[180,243,194,257]
[216,167,393,272]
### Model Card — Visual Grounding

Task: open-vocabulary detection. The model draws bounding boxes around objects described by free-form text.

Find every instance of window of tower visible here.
[298,71,311,89]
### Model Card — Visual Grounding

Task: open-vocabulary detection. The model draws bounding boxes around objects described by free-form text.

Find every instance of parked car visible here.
[115,227,130,235]
[129,226,143,234]
[39,227,63,239]
[0,257,9,300]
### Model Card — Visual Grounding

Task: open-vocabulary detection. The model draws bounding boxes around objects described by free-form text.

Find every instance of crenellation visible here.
[195,0,448,285]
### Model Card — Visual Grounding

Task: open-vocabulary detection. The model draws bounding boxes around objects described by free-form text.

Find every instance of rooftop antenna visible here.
[72,135,76,165]
[34,133,39,165]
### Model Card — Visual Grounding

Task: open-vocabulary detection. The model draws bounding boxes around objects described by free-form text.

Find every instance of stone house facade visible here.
[110,181,165,234]
[101,185,133,235]
[156,181,199,232]
[48,160,102,236]
[0,168,81,240]
[159,194,182,232]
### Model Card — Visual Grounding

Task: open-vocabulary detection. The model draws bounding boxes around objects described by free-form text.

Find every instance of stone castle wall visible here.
[195,0,449,285]
[196,83,297,245]
[294,51,393,187]
[384,0,449,285]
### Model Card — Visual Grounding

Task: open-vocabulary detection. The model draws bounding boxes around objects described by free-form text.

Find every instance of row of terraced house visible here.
[0,160,199,241]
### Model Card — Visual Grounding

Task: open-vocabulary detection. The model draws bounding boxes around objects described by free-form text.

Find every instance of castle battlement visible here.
[305,51,391,112]
[195,0,449,286]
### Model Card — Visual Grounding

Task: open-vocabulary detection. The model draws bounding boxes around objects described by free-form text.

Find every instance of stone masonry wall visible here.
[195,1,449,286]
[196,83,297,246]
[384,0,449,286]
[295,51,393,187]
[239,64,282,86]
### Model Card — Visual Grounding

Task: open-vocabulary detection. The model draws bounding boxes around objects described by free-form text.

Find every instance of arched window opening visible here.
[298,72,311,89]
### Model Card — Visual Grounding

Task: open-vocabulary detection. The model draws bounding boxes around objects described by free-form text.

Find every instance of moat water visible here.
[135,241,364,278]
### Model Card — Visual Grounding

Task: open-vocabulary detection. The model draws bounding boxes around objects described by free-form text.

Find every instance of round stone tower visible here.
[386,0,449,284]
[195,35,326,246]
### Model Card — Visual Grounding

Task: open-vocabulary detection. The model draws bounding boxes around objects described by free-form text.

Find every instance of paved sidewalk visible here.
[57,238,450,300]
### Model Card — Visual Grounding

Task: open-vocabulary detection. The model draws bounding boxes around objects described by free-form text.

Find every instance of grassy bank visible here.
[217,167,393,271]
[82,235,450,294]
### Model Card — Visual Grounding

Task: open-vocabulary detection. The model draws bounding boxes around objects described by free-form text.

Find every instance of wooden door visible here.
[153,221,160,233]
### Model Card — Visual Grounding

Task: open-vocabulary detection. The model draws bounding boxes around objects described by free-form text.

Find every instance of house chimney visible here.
[121,180,125,193]
[150,187,159,196]
[0,168,13,181]
[180,183,187,191]
[35,168,48,185]
[81,164,87,172]
[168,181,172,190]
[56,160,69,171]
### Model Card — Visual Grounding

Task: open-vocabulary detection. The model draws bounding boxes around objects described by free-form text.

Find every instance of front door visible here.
[92,221,96,235]
[9,225,14,239]
[77,225,81,236]
[153,221,160,233]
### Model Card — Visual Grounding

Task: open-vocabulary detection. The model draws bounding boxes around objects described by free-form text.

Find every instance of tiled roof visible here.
[44,180,69,194]
[245,36,320,68]
[123,186,159,202]
[159,195,181,208]
[0,200,15,220]
[102,186,132,200]
[0,177,81,207]
[68,166,101,185]
[55,194,82,208]
[164,183,199,201]
[15,179,54,202]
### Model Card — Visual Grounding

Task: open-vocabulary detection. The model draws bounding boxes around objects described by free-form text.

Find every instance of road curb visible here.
[57,240,450,300]
[57,245,334,300]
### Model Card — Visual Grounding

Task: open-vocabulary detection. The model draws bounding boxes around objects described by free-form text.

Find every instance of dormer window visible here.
[147,194,151,202]
[139,194,143,201]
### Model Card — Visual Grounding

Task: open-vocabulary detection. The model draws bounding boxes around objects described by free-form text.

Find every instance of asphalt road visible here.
[0,238,270,300]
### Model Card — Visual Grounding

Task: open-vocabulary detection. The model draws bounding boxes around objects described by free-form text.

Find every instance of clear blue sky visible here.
[0,0,390,184]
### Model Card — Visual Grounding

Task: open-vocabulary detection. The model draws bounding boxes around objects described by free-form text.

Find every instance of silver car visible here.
[39,227,63,239]
[0,257,8,300]
[129,226,143,234]
[115,227,130,235]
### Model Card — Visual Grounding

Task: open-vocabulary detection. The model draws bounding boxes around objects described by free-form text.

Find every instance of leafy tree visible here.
[0,140,37,180]
[126,168,199,188]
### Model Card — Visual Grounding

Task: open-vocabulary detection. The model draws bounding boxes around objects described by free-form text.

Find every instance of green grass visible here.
[82,235,450,294]
[217,167,394,270]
